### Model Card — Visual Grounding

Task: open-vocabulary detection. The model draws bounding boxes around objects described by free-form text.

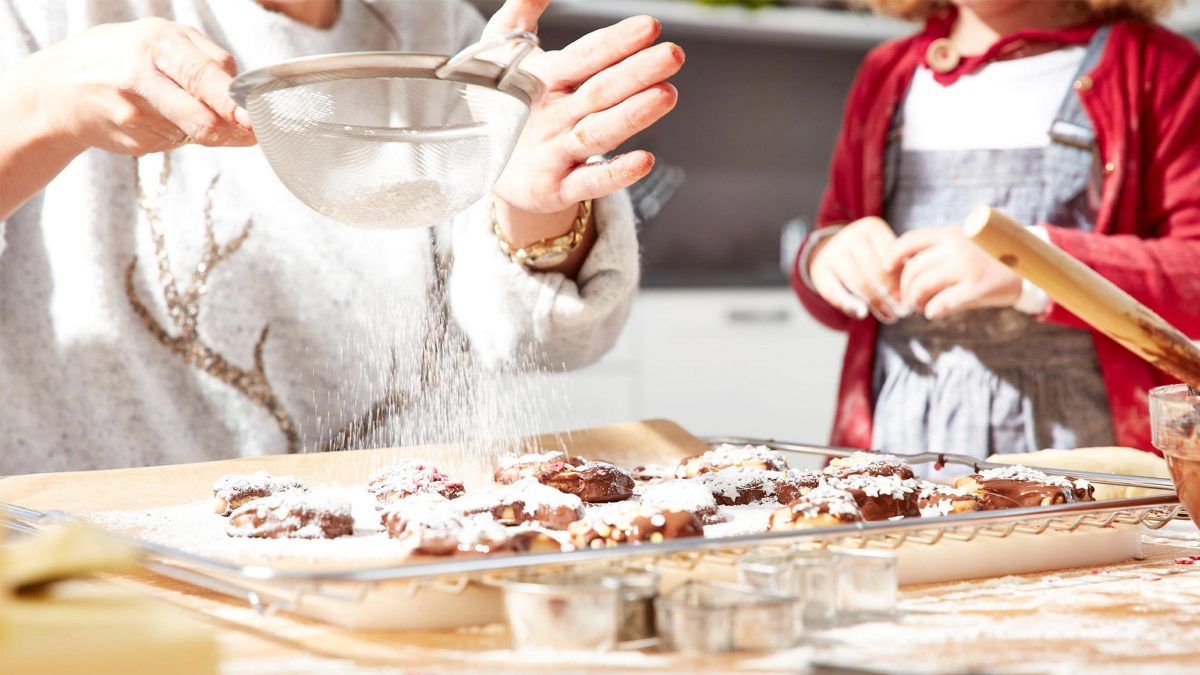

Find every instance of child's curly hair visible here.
[868,0,1177,22]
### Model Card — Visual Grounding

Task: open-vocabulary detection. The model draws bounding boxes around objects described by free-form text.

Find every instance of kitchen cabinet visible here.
[530,288,847,456]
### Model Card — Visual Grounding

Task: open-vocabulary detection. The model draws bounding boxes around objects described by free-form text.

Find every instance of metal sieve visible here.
[230,33,544,230]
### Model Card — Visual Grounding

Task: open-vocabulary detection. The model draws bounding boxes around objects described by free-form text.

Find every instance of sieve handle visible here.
[435,31,540,93]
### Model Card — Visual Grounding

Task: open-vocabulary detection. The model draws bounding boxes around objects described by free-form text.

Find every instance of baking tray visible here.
[0,421,1184,630]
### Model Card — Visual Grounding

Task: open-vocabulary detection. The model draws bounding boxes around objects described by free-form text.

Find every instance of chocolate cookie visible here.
[769,484,863,530]
[675,444,789,479]
[638,480,724,524]
[383,505,562,556]
[536,460,635,503]
[954,465,1094,510]
[824,452,916,481]
[916,483,983,517]
[826,474,921,521]
[367,460,465,508]
[775,469,823,505]
[452,478,584,530]
[494,450,584,484]
[690,467,810,506]
[568,502,704,549]
[225,492,353,539]
[212,471,306,516]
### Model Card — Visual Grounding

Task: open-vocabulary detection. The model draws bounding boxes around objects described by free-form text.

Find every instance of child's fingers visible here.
[813,267,869,320]
[833,257,896,323]
[924,283,979,321]
[887,228,941,273]
[867,228,902,299]
[905,265,957,313]
[847,246,898,323]
[899,247,945,304]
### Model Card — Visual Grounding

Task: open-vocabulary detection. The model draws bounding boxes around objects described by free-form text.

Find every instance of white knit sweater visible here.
[0,0,640,473]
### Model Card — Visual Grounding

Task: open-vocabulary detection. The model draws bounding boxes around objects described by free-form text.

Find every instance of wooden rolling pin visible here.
[963,206,1200,387]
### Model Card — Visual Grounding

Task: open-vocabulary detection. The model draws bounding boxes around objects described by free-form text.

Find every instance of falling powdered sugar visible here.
[316,179,455,230]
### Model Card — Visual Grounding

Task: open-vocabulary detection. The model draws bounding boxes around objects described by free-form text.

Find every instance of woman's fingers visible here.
[558,150,655,204]
[177,26,253,130]
[539,15,662,89]
[142,73,250,147]
[484,0,551,37]
[563,83,677,159]
[150,32,248,138]
[569,41,684,121]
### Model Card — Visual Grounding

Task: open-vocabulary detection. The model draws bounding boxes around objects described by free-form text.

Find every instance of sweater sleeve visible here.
[0,0,54,260]
[1041,39,1200,336]
[791,49,882,334]
[445,192,640,371]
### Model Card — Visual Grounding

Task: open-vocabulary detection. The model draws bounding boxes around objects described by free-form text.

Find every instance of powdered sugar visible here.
[212,471,306,501]
[787,483,862,520]
[497,451,571,470]
[226,490,352,540]
[677,444,788,477]
[977,465,1079,489]
[86,487,403,563]
[827,451,904,471]
[640,481,718,514]
[452,478,582,517]
[691,468,778,502]
[367,460,462,501]
[828,474,919,500]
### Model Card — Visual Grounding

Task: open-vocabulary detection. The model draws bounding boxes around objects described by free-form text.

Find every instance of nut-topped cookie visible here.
[452,478,584,530]
[675,444,789,479]
[225,492,353,539]
[826,473,921,521]
[769,483,863,530]
[494,450,584,484]
[568,502,704,549]
[824,452,916,481]
[638,480,724,524]
[212,471,306,516]
[954,465,1094,510]
[916,483,983,517]
[535,460,635,503]
[367,460,465,508]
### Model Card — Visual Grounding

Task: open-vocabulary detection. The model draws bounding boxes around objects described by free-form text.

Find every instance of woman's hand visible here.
[808,216,906,322]
[483,1,683,255]
[886,226,1022,321]
[31,17,254,155]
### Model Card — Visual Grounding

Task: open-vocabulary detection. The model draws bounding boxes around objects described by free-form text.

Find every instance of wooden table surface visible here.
[110,521,1200,675]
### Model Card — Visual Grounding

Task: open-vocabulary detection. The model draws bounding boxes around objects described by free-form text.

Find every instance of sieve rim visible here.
[229,50,545,109]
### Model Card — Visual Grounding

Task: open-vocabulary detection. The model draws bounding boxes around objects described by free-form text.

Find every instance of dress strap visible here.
[1047,25,1111,150]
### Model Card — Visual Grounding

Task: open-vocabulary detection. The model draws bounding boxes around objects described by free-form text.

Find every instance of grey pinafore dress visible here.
[871,28,1115,475]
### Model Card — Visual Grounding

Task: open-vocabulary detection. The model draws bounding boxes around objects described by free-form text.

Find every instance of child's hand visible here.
[886,227,1022,321]
[808,216,906,322]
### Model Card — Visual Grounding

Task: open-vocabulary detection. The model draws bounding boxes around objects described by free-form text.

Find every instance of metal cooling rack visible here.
[0,438,1185,618]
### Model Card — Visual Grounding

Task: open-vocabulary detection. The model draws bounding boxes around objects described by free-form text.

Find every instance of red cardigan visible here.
[792,19,1200,453]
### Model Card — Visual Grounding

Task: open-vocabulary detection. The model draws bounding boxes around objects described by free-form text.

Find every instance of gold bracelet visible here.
[493,199,593,270]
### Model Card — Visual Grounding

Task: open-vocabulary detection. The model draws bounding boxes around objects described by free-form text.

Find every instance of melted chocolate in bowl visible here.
[1150,384,1200,528]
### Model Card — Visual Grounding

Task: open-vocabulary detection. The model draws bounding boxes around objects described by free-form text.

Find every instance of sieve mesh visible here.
[232,35,542,230]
